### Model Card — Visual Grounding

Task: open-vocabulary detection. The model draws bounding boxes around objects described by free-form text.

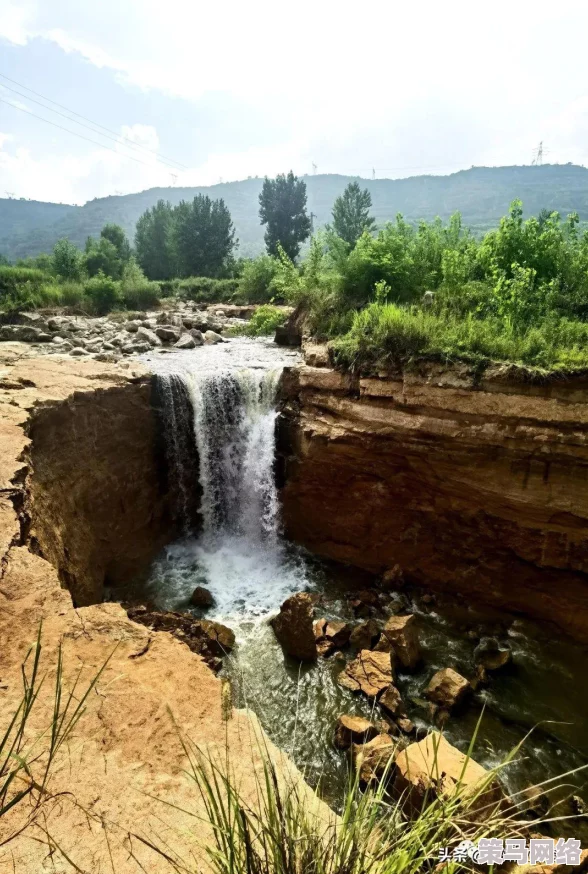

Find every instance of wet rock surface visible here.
[338,649,394,697]
[271,592,317,661]
[334,714,379,749]
[425,667,470,710]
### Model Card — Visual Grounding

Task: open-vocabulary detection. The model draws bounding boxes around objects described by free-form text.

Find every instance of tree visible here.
[259,171,311,260]
[332,182,375,247]
[135,200,175,280]
[84,224,132,280]
[100,223,132,264]
[172,195,236,277]
[52,238,84,281]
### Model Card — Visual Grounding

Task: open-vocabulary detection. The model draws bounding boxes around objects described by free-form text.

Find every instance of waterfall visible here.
[151,349,305,621]
[182,368,281,544]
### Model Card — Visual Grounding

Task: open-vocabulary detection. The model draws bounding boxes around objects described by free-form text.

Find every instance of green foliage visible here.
[237,255,279,303]
[259,171,311,260]
[331,181,375,247]
[162,276,239,303]
[84,224,132,280]
[120,258,161,310]
[173,195,236,278]
[83,271,121,315]
[135,199,176,280]
[242,305,286,336]
[52,238,84,281]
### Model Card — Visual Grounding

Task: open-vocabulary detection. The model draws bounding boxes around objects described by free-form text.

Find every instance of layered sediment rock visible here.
[280,360,588,639]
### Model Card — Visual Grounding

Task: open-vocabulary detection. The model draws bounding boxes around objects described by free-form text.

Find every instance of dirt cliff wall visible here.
[24,376,178,606]
[280,360,588,639]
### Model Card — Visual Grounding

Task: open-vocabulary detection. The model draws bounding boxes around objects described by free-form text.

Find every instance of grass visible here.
[0,625,111,851]
[330,303,588,373]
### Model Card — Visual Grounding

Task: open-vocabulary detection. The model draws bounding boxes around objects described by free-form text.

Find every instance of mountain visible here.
[1,164,587,262]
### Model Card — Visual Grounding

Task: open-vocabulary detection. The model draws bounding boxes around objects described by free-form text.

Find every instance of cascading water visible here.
[121,338,588,818]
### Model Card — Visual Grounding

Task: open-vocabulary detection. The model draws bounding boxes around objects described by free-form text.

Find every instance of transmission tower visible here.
[532,141,544,166]
[310,211,317,233]
[170,173,178,186]
[312,162,317,175]
[372,168,375,180]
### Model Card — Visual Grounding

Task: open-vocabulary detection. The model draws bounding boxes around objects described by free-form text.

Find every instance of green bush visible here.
[83,272,121,315]
[243,305,287,336]
[236,255,279,303]
[120,258,161,310]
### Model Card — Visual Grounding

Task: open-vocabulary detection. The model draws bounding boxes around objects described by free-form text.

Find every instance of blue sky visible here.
[1,0,588,204]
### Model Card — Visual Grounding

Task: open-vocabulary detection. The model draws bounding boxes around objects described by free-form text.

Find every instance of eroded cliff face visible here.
[280,359,588,639]
[25,376,177,605]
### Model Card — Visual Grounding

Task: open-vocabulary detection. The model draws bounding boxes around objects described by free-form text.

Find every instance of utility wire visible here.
[0,96,164,170]
[0,71,189,171]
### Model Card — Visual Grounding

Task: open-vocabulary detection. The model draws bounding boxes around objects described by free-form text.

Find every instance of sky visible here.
[1,0,588,205]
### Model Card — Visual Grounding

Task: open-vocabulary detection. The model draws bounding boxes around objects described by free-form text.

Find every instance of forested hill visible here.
[2,163,588,261]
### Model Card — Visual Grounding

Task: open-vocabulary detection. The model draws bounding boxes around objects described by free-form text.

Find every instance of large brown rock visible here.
[349,619,380,650]
[378,683,404,717]
[271,593,317,661]
[394,732,501,817]
[314,619,352,656]
[352,734,397,784]
[334,714,379,749]
[382,614,421,669]
[128,606,234,670]
[338,650,394,697]
[425,667,470,710]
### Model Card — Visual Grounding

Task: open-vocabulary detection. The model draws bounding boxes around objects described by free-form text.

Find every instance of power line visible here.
[0,71,189,171]
[0,97,166,170]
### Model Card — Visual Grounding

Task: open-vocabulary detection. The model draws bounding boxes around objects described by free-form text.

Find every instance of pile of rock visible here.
[0,301,254,360]
[127,605,234,672]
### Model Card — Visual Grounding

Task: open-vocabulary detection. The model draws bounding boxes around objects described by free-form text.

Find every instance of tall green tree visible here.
[332,181,376,247]
[135,200,175,280]
[259,171,311,260]
[84,224,132,280]
[172,195,236,277]
[52,238,84,281]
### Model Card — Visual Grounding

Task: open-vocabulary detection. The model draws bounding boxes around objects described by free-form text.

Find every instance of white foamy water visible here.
[145,338,308,629]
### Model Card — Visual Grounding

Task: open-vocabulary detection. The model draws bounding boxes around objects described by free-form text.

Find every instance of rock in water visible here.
[352,734,396,784]
[349,619,380,651]
[314,619,352,656]
[190,586,215,608]
[334,714,379,749]
[425,667,470,710]
[394,732,502,817]
[204,330,223,345]
[137,326,162,347]
[382,614,421,670]
[271,593,317,661]
[175,334,197,350]
[380,564,405,590]
[379,683,404,717]
[338,650,394,697]
[155,325,181,343]
[474,637,512,671]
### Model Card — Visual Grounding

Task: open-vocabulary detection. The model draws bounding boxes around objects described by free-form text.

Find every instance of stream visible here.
[113,337,588,835]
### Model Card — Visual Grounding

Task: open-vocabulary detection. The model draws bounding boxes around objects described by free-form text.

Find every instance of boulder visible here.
[274,302,305,347]
[349,619,380,650]
[155,325,181,343]
[175,334,197,350]
[314,619,352,656]
[382,614,421,670]
[394,732,502,817]
[0,324,44,343]
[352,734,396,784]
[338,650,394,697]
[190,586,215,608]
[334,714,379,749]
[425,667,470,710]
[137,326,162,347]
[271,593,317,661]
[189,329,204,345]
[349,589,380,616]
[397,717,416,735]
[474,637,512,671]
[379,683,404,717]
[204,330,223,345]
[70,347,88,356]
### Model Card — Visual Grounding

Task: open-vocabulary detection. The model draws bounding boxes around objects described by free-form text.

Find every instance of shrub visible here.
[237,255,279,303]
[243,305,287,336]
[169,276,239,303]
[83,271,121,315]
[120,258,161,310]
